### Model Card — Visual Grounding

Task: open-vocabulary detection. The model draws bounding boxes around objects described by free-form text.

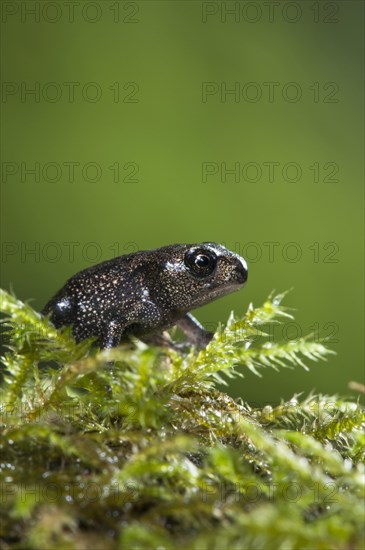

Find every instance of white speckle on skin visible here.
[165,261,185,272]
[57,298,70,311]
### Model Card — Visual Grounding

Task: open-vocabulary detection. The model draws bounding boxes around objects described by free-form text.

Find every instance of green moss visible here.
[0,289,364,549]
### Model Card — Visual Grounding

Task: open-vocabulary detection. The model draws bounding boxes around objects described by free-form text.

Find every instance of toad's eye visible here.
[184,248,217,278]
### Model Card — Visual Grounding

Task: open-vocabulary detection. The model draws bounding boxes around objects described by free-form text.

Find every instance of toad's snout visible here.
[233,256,248,286]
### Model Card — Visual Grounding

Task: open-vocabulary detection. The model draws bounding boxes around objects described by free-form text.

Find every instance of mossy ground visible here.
[0,289,364,549]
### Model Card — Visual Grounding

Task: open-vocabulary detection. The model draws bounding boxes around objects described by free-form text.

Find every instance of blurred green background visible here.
[1,1,363,405]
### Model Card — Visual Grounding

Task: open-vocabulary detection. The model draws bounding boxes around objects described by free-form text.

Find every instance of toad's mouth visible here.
[188,278,247,311]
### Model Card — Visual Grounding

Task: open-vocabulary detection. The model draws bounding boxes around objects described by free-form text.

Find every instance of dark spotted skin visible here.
[42,243,248,349]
